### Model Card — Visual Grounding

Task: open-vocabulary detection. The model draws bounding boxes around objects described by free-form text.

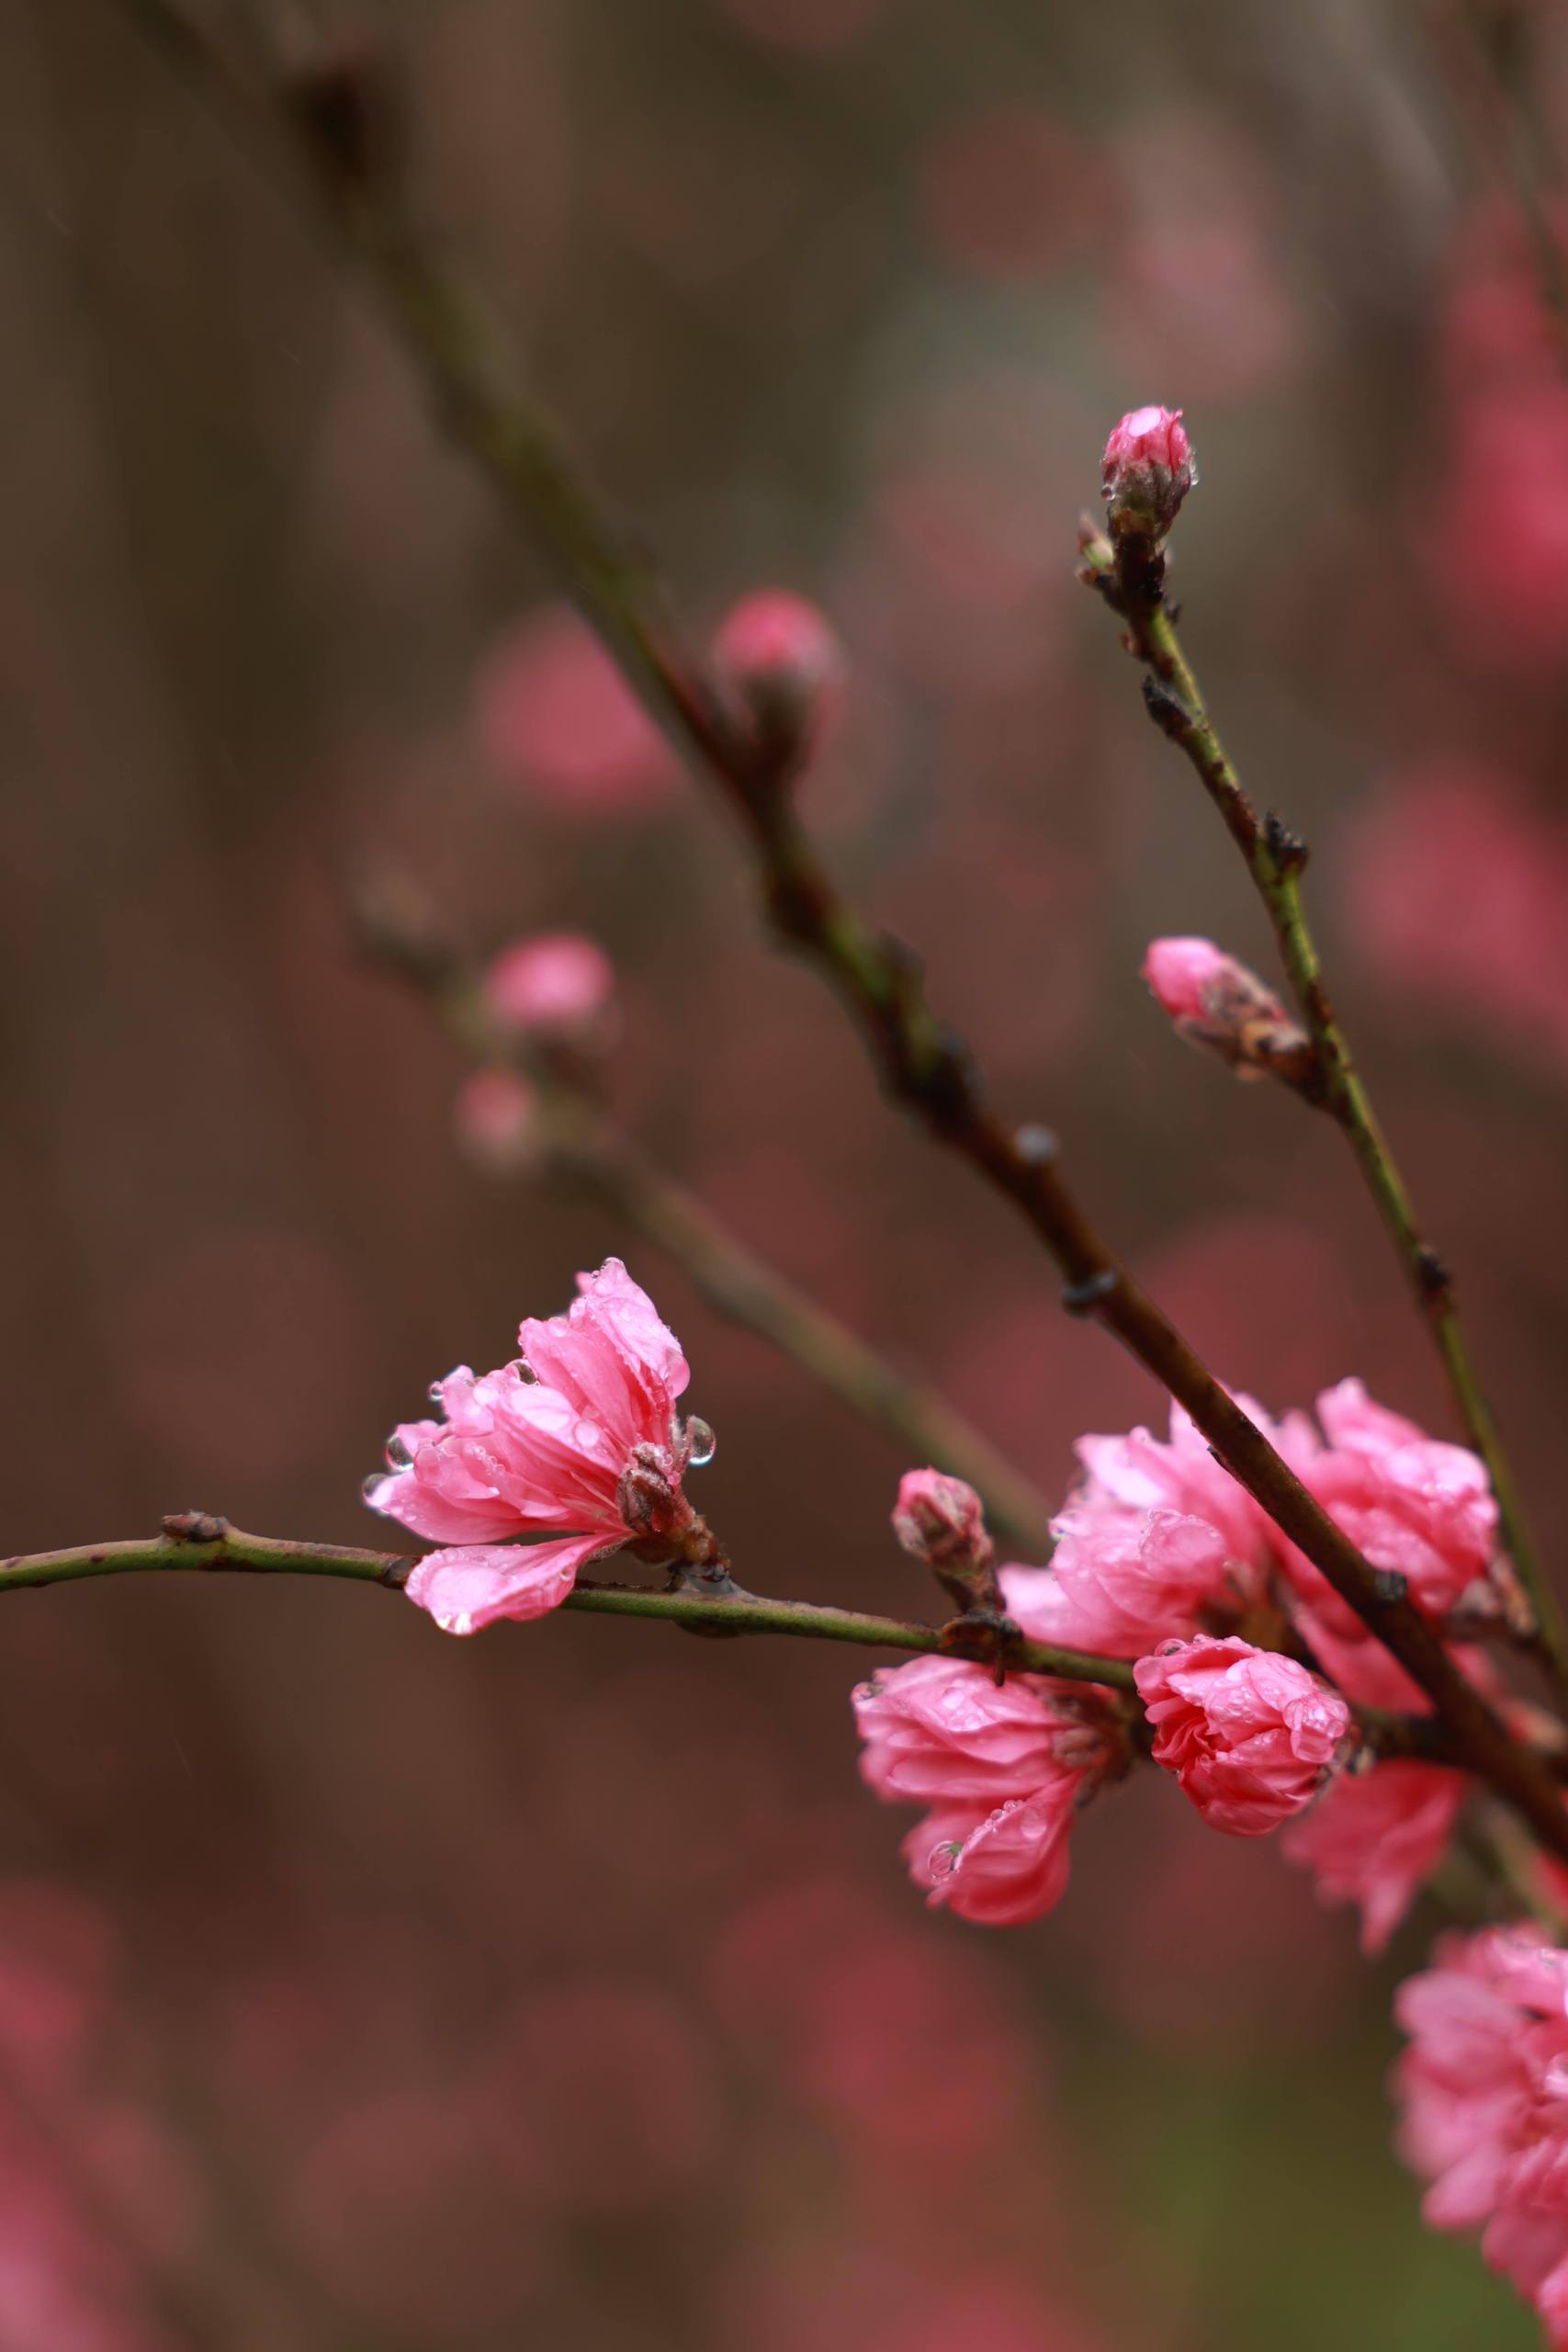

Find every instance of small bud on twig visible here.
[892,1467,1000,1617]
[712,590,844,779]
[1101,405,1197,544]
[1143,936,1317,1090]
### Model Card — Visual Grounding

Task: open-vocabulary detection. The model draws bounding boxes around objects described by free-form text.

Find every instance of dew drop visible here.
[684,1415,716,1468]
[386,1435,412,1469]
[360,1473,386,1503]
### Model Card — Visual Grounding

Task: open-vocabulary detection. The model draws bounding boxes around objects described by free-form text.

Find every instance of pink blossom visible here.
[453,1069,539,1174]
[903,1783,1080,1929]
[1286,1379,1497,1630]
[1100,404,1196,538]
[712,590,844,769]
[367,1259,701,1634]
[1394,1925,1568,2340]
[1066,1393,1315,1584]
[1134,1634,1348,1836]
[482,933,615,1042]
[1001,1507,1234,1659]
[473,605,677,811]
[852,1656,1112,1927]
[1141,936,1309,1081]
[1281,1760,1467,1953]
[1345,768,1568,1076]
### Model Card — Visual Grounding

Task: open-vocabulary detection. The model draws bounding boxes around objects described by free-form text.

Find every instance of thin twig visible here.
[1083,525,1568,1690]
[355,895,1057,1556]
[0,1515,1132,1686]
[94,0,1568,1861]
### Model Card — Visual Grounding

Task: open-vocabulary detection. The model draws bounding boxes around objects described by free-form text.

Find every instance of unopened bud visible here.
[482,933,617,1060]
[1101,405,1196,542]
[712,590,844,775]
[1143,936,1315,1088]
[454,1069,540,1173]
[892,1468,998,1614]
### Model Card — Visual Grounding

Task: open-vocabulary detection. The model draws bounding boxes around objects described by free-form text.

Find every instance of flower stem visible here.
[1086,527,1568,1692]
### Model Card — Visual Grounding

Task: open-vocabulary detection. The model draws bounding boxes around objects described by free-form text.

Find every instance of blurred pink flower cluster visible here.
[1396,1927,1568,2346]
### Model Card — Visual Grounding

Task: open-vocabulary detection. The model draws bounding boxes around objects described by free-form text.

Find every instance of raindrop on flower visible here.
[386,1434,412,1468]
[360,1473,386,1502]
[684,1415,716,1467]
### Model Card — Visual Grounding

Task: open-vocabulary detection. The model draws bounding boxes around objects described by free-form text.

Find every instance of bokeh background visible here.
[3,0,1568,2343]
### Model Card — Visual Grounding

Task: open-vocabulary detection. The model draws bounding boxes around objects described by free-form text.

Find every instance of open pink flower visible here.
[367,1260,700,1634]
[852,1656,1114,1928]
[1394,1925,1568,2341]
[1001,1507,1234,1659]
[1281,1760,1467,1953]
[1295,1379,1496,1621]
[1134,1634,1348,1836]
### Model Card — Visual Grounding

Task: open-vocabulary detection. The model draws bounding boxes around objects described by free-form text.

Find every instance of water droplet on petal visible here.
[386,1435,412,1468]
[684,1415,716,1468]
[361,1473,387,1504]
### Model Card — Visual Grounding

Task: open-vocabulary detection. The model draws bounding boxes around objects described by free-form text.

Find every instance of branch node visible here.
[1062,1269,1120,1318]
[1140,673,1197,741]
[1261,811,1310,876]
[1416,1245,1452,1303]
[162,1510,229,1545]
[1014,1123,1060,1167]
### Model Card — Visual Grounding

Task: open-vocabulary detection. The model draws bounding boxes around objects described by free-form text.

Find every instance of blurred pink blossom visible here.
[1345,766,1568,1071]
[921,107,1103,282]
[1134,1634,1348,1836]
[1281,1760,1467,1953]
[482,932,615,1040]
[453,1068,539,1173]
[368,1258,700,1633]
[1394,1925,1568,2342]
[473,605,679,810]
[713,589,845,768]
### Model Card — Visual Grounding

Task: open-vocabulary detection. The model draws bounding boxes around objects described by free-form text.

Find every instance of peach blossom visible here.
[367,1260,699,1634]
[1134,1634,1348,1836]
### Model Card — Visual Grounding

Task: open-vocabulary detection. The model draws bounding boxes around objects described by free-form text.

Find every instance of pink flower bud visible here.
[712,590,844,773]
[891,1468,997,1611]
[1134,1633,1349,1836]
[482,933,616,1046]
[453,1069,540,1174]
[1101,404,1196,539]
[1142,935,1314,1084]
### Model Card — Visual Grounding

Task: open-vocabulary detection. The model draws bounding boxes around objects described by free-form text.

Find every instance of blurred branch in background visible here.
[351,870,1057,1556]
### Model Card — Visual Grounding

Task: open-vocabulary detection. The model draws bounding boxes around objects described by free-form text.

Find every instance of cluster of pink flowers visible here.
[1395,1928,1568,2345]
[852,1376,1503,1951]
[373,1256,1543,2332]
